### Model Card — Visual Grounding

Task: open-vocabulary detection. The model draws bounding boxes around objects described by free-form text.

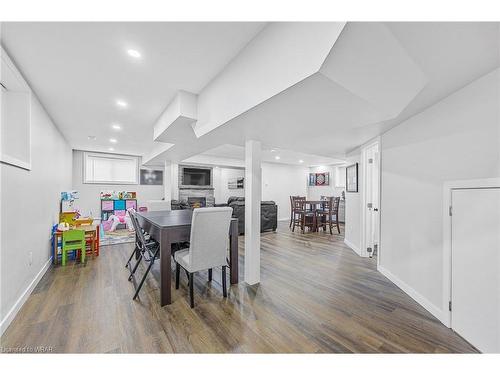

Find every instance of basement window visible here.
[84,152,139,184]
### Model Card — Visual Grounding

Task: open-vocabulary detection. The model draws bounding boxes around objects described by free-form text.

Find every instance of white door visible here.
[451,188,500,353]
[364,143,380,258]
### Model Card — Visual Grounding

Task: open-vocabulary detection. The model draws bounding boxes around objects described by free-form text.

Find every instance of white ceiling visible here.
[147,22,499,163]
[2,22,499,165]
[0,22,266,155]
[191,144,344,167]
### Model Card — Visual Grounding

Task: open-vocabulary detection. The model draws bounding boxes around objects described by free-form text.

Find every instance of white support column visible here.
[164,161,179,203]
[244,140,262,285]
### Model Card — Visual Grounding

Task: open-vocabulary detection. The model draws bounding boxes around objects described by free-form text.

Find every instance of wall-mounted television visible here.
[179,166,212,188]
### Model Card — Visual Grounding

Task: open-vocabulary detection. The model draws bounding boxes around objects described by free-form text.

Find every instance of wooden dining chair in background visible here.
[289,196,304,228]
[292,197,314,233]
[316,196,341,234]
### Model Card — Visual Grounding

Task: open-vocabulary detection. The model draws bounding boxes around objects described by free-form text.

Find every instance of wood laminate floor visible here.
[1,222,477,353]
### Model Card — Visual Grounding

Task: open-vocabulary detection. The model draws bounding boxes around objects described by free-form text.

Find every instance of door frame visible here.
[360,136,381,260]
[442,178,500,328]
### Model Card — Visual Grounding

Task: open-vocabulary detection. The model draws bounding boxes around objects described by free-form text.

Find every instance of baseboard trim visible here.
[378,265,447,325]
[0,257,52,336]
[343,238,361,256]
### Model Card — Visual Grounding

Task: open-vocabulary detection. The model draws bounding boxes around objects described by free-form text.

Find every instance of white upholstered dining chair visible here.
[174,206,233,308]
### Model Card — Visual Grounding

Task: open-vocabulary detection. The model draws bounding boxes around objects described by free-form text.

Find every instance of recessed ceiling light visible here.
[87,135,96,140]
[275,156,280,160]
[109,138,118,144]
[116,99,128,108]
[270,149,276,152]
[111,124,122,130]
[108,147,114,151]
[299,160,304,163]
[127,49,141,59]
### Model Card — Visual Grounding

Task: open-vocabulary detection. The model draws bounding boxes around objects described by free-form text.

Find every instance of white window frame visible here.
[1,46,32,171]
[83,152,139,185]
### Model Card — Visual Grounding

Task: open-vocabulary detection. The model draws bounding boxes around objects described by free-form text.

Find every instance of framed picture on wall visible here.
[228,177,244,189]
[346,163,358,192]
[315,172,329,186]
[308,173,316,186]
[140,168,163,185]
[309,172,329,186]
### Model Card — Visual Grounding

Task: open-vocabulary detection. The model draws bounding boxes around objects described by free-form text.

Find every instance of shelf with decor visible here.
[100,199,137,221]
[99,191,137,221]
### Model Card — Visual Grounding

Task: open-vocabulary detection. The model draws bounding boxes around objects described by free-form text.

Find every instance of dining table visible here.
[135,209,239,306]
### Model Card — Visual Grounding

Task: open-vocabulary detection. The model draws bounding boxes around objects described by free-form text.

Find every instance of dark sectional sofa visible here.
[171,197,278,235]
[216,196,278,235]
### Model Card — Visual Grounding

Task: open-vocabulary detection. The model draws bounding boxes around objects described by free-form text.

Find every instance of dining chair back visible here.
[332,196,340,213]
[131,210,149,251]
[188,207,233,272]
[289,196,304,228]
[316,196,341,234]
[174,207,233,307]
[291,198,315,233]
[125,210,161,300]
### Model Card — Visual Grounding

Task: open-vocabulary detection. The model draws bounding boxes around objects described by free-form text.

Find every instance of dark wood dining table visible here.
[136,209,239,306]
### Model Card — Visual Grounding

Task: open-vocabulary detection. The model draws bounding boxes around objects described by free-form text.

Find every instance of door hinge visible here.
[449,205,452,216]
[449,301,452,311]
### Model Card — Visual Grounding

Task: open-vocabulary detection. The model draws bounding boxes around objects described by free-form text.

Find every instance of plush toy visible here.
[57,222,70,232]
[102,209,134,232]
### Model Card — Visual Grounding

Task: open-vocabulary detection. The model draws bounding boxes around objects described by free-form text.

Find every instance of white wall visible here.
[72,150,164,218]
[307,165,345,200]
[1,95,72,333]
[207,162,309,221]
[379,68,500,321]
[343,151,362,255]
[262,162,308,221]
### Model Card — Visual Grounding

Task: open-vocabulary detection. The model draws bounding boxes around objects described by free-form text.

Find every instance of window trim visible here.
[83,151,139,185]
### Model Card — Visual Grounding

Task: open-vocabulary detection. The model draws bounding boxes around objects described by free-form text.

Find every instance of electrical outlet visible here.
[29,251,33,266]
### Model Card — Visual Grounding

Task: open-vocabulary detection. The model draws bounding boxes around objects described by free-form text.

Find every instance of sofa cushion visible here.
[227,196,245,204]
[227,200,277,234]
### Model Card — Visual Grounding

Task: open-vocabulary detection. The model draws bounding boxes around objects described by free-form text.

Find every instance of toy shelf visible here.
[101,199,137,221]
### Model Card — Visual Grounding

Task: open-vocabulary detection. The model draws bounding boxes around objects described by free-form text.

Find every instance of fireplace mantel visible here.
[179,186,214,190]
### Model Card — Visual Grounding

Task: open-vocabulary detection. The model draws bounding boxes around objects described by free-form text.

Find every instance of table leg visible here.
[229,220,239,284]
[96,226,100,256]
[160,229,172,306]
[53,233,57,265]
